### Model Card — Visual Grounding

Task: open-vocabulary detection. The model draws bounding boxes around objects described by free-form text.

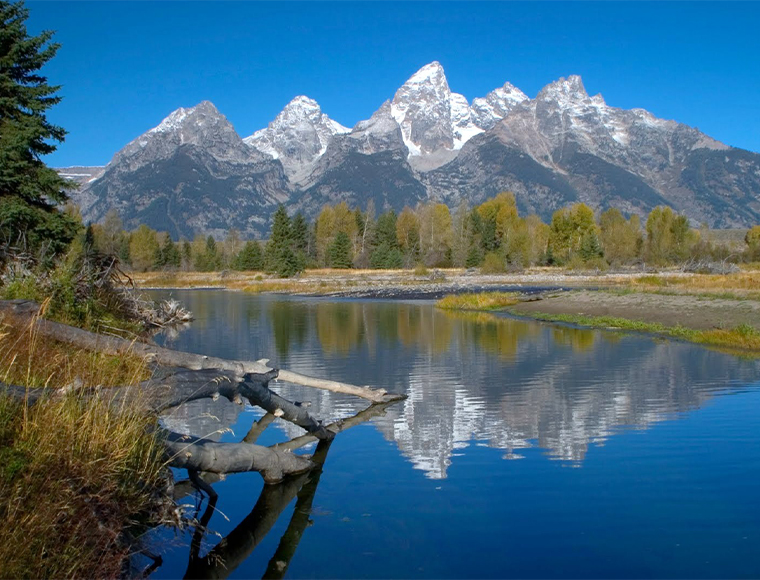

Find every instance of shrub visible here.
[480,252,506,274]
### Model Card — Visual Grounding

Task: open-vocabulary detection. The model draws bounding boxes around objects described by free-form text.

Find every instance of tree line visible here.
[91,194,760,277]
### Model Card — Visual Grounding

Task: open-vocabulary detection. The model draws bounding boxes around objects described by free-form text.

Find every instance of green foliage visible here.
[0,1,76,253]
[466,244,483,268]
[599,208,642,265]
[128,224,159,272]
[328,231,352,269]
[264,205,307,277]
[290,212,309,254]
[548,203,598,265]
[194,235,221,271]
[745,225,760,261]
[375,210,399,249]
[233,240,264,271]
[154,234,181,269]
[579,230,603,261]
[369,243,403,269]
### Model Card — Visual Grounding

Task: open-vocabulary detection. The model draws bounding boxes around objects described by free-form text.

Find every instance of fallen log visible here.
[0,379,317,484]
[164,431,313,484]
[0,299,402,403]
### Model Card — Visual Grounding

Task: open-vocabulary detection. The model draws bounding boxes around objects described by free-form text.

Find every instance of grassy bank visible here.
[435,291,760,354]
[0,311,165,578]
[514,311,760,353]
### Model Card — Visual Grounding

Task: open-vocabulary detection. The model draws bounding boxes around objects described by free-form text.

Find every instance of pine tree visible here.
[291,212,309,254]
[579,231,603,262]
[328,231,352,268]
[233,240,264,271]
[0,1,78,252]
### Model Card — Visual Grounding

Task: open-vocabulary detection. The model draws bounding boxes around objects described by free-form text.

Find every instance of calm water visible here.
[146,290,760,579]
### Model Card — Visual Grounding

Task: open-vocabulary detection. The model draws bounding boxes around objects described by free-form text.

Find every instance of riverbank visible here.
[436,290,760,353]
[132,267,760,297]
[0,310,165,578]
[511,290,760,331]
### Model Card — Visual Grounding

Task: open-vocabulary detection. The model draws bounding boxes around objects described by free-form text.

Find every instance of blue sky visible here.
[26,1,760,167]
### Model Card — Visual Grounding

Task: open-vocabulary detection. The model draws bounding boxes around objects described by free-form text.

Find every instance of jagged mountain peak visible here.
[266,95,349,133]
[245,94,349,181]
[404,61,448,86]
[147,100,224,135]
[471,81,529,130]
[538,75,590,103]
[114,100,260,168]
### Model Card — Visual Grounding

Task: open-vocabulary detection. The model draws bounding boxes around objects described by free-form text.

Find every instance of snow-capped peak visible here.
[245,95,349,180]
[147,101,221,135]
[405,61,448,86]
[471,82,529,129]
[391,61,482,161]
[538,75,589,103]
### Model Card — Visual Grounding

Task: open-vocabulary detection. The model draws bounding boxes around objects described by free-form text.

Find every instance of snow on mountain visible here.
[389,61,485,168]
[470,82,529,129]
[116,100,260,169]
[244,95,349,182]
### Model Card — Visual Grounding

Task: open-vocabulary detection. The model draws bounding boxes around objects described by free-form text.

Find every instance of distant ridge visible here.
[60,62,760,238]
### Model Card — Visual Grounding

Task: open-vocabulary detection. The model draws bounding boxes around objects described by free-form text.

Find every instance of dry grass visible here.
[436,292,521,311]
[0,309,152,390]
[0,309,165,578]
[625,272,760,300]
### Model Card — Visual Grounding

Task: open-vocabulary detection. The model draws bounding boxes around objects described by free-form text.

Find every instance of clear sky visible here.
[26,1,760,167]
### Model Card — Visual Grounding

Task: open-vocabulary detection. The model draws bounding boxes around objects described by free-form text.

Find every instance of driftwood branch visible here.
[0,299,402,403]
[164,431,313,484]
[274,399,399,452]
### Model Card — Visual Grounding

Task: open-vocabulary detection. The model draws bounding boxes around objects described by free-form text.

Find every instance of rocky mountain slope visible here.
[61,62,760,238]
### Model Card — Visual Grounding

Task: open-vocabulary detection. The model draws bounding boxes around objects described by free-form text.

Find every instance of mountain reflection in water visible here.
[152,291,758,480]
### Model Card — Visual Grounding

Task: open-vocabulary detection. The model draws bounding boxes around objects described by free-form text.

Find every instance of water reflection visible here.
[183,444,330,580]
[152,291,760,479]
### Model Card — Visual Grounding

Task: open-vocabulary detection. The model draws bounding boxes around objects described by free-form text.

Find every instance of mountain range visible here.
[60,61,760,239]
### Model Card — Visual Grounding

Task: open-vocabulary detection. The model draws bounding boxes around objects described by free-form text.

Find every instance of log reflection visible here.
[174,400,393,579]
[183,441,330,580]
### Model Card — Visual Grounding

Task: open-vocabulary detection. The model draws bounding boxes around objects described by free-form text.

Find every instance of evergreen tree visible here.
[233,240,264,271]
[265,205,306,277]
[328,231,352,268]
[579,231,603,262]
[374,211,398,249]
[155,235,180,269]
[291,212,309,254]
[0,1,78,253]
[193,235,221,271]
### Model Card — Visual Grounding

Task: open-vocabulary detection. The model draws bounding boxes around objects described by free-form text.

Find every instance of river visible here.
[145,290,760,579]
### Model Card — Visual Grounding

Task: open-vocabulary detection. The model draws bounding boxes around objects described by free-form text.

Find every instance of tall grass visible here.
[0,309,165,578]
